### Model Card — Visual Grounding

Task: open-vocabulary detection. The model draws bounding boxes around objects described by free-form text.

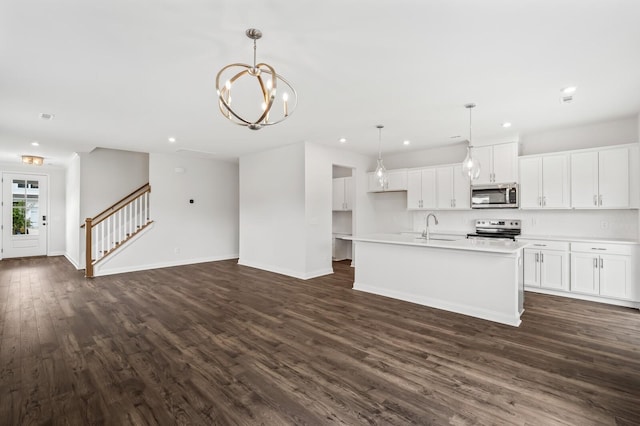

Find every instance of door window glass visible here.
[12,179,39,236]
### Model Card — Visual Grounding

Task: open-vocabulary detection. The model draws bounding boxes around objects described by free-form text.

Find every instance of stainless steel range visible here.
[466,219,521,241]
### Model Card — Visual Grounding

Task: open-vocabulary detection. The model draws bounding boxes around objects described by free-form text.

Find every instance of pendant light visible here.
[461,103,481,180]
[374,125,388,188]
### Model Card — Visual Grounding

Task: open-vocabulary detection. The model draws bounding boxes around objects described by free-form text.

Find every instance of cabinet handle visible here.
[593,258,598,268]
[600,258,603,269]
[453,199,456,207]
[542,196,546,207]
[535,253,539,263]
[591,248,607,251]
[537,196,541,206]
[598,195,603,206]
[593,195,598,206]
[533,244,546,247]
[540,253,544,263]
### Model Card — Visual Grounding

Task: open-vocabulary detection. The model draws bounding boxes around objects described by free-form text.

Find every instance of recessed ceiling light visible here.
[502,122,512,128]
[31,141,40,146]
[403,140,410,146]
[562,86,577,94]
[39,113,55,120]
[339,137,346,143]
[168,137,176,143]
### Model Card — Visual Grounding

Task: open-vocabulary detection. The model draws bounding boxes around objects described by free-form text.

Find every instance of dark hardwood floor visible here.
[1,257,639,425]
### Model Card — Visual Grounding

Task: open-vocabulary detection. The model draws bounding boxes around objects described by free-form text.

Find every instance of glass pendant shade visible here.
[462,146,480,180]
[375,158,388,187]
[461,103,481,180]
[374,125,388,187]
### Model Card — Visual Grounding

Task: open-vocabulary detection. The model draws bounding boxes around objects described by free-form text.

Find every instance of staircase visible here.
[83,183,153,277]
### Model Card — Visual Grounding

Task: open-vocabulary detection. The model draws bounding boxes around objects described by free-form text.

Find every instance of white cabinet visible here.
[367,169,407,192]
[332,177,353,211]
[436,165,470,209]
[570,243,635,300]
[570,147,630,208]
[522,240,569,291]
[519,154,570,209]
[473,142,518,184]
[407,168,436,210]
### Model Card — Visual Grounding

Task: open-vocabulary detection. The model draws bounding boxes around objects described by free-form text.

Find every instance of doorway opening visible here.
[332,165,354,269]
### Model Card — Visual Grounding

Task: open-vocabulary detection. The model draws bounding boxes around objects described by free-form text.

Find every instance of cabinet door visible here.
[598,148,629,208]
[542,155,570,209]
[540,250,568,291]
[571,152,599,208]
[421,169,437,209]
[452,165,471,209]
[332,178,345,211]
[599,255,631,299]
[570,253,600,295]
[436,167,453,209]
[519,157,542,209]
[472,146,493,184]
[523,249,540,287]
[407,170,423,209]
[386,170,408,191]
[344,177,353,211]
[492,143,518,183]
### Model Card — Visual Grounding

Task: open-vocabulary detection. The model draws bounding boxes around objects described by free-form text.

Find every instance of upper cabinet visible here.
[407,168,436,209]
[332,177,353,211]
[436,165,470,209]
[519,154,570,209]
[473,142,519,184]
[367,169,407,192]
[571,146,630,209]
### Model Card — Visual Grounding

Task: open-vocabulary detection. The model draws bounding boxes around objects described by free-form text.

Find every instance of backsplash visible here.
[411,209,639,239]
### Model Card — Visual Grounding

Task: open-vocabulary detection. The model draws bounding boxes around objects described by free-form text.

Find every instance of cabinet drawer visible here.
[519,239,569,251]
[570,242,633,256]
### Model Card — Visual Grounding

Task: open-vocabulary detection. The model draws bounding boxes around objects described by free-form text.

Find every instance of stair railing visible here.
[83,183,152,277]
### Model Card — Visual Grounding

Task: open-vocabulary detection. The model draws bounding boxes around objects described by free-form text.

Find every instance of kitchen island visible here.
[347,234,528,326]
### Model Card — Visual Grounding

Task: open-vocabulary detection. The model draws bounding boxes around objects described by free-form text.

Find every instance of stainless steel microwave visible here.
[471,183,519,209]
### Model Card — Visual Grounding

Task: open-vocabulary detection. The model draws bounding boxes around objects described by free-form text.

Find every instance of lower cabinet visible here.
[522,241,569,291]
[520,238,638,305]
[570,243,634,300]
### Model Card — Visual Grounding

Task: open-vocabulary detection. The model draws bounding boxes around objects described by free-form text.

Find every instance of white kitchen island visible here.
[347,234,528,326]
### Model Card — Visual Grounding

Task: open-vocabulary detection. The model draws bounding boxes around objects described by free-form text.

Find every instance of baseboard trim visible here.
[64,253,81,270]
[237,259,333,280]
[94,254,239,277]
[525,287,640,309]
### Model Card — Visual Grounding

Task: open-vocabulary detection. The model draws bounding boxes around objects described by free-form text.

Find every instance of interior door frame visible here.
[1,172,50,260]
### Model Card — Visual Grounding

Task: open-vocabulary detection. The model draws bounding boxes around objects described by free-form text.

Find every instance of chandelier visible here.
[216,28,297,130]
[461,103,481,180]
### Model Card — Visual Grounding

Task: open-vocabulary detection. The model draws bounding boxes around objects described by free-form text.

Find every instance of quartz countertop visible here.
[346,233,527,254]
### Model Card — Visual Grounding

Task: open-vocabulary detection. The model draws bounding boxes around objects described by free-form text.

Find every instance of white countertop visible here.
[517,234,639,245]
[346,233,527,254]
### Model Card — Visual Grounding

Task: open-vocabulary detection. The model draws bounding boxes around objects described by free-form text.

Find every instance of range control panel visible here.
[475,219,521,230]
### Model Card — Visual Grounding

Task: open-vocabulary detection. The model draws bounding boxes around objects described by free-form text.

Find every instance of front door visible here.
[2,173,48,258]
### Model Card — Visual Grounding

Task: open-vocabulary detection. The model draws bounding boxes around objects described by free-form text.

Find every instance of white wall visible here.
[304,142,376,277]
[95,153,239,275]
[0,162,66,258]
[382,143,468,170]
[239,143,307,277]
[65,155,81,267]
[79,148,149,220]
[520,116,638,156]
[239,142,376,279]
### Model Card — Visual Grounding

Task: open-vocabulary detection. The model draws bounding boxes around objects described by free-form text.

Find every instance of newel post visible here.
[85,217,94,278]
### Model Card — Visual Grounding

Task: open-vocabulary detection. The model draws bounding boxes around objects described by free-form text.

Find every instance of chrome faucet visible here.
[422,213,439,239]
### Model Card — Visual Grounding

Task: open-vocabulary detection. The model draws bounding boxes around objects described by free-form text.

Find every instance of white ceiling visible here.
[2,0,640,167]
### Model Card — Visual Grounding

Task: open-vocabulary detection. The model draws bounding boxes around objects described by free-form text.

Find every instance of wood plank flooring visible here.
[1,256,639,425]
